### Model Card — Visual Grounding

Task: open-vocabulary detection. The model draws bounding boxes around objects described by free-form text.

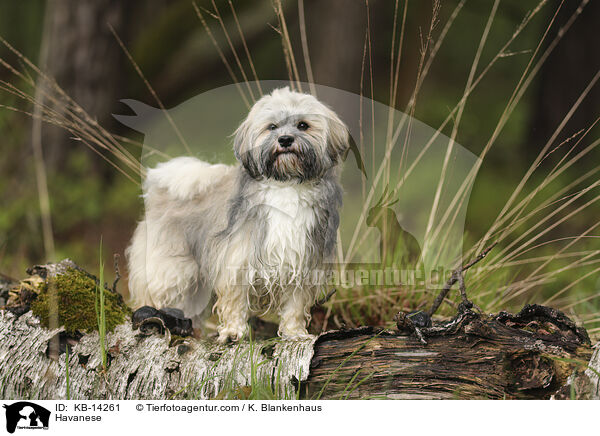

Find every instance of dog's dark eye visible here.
[297,121,309,131]
[268,124,278,131]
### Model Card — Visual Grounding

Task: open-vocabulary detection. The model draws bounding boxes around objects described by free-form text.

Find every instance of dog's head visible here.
[233,87,349,182]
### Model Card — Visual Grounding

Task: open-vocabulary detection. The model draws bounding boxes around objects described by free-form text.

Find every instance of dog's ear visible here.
[233,117,261,178]
[325,109,350,163]
[233,117,250,159]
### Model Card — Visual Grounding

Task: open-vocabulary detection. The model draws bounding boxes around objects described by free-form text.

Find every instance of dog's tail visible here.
[144,157,235,201]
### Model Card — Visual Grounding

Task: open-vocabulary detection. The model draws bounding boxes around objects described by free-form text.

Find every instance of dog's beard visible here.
[263,148,320,182]
[245,137,325,182]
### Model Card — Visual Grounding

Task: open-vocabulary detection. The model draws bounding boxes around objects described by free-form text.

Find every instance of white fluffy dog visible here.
[126,87,349,342]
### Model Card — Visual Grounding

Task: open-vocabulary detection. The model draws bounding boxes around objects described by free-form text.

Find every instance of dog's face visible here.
[233,87,349,182]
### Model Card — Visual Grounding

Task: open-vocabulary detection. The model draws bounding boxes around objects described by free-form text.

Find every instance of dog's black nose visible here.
[278,135,294,148]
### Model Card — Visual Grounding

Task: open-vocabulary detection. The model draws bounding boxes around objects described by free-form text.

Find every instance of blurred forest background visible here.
[0,1,599,330]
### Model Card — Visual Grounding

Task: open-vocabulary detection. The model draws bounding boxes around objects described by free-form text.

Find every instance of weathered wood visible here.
[0,311,316,400]
[585,344,600,399]
[0,260,596,400]
[0,307,594,400]
[304,315,592,399]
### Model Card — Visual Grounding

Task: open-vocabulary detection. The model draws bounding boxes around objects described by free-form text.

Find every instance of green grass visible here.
[95,239,107,371]
[211,335,299,400]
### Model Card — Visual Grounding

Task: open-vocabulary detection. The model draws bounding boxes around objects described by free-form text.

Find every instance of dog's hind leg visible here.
[126,219,204,317]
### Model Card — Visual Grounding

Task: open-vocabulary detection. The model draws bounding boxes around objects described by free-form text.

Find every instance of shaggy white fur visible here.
[126,87,349,342]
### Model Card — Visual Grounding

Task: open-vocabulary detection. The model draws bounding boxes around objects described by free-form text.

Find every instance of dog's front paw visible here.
[217,324,249,344]
[279,328,315,341]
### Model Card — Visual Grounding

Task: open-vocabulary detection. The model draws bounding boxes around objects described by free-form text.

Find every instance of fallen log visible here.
[304,306,593,399]
[0,260,596,400]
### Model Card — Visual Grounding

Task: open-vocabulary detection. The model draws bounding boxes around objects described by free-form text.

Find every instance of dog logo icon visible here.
[2,402,50,433]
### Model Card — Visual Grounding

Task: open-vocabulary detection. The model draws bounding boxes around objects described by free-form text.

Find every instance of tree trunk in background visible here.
[39,0,128,172]
[529,0,600,157]
[301,1,424,108]
[304,0,367,95]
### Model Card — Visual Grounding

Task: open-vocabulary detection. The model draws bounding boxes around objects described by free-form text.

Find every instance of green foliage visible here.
[213,336,298,400]
[31,267,131,335]
[0,0,44,59]
[95,241,108,370]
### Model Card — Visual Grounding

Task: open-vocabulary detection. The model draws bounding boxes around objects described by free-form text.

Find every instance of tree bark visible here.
[304,0,367,95]
[0,302,594,400]
[304,311,593,399]
[38,0,128,171]
[528,0,600,159]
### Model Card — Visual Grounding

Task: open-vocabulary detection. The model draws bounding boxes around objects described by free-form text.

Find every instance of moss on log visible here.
[31,266,130,334]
